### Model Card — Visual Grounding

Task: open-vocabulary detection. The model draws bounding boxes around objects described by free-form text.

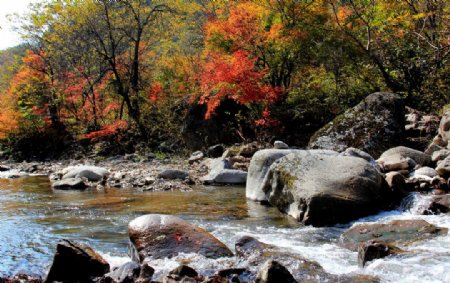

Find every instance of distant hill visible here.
[0,44,29,92]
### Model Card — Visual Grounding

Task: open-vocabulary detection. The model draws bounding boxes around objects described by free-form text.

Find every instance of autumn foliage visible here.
[0,0,448,153]
[199,51,281,119]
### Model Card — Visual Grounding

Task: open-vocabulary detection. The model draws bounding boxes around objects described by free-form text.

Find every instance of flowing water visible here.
[0,176,449,282]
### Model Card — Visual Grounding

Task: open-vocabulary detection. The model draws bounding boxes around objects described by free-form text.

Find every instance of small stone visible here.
[158,169,189,180]
[188,151,204,164]
[273,141,289,149]
[169,265,198,278]
[414,167,438,178]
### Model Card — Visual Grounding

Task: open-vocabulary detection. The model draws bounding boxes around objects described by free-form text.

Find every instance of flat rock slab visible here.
[52,178,87,190]
[62,165,109,182]
[128,214,233,262]
[339,219,448,251]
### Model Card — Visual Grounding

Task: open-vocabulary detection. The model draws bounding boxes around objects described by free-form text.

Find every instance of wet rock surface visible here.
[128,214,233,261]
[357,240,404,267]
[257,151,388,226]
[45,239,110,283]
[339,219,448,251]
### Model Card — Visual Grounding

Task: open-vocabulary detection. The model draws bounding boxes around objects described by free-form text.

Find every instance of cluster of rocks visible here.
[43,214,385,283]
[41,213,449,283]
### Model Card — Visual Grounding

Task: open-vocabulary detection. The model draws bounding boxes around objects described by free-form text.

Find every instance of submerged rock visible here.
[128,214,233,262]
[45,239,110,283]
[339,219,448,251]
[308,92,405,157]
[257,151,388,226]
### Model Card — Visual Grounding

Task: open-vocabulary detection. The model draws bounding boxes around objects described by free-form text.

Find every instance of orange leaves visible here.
[205,2,268,52]
[199,51,281,119]
[0,92,20,139]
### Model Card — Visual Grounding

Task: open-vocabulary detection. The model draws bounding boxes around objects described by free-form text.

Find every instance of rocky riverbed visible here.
[1,92,450,282]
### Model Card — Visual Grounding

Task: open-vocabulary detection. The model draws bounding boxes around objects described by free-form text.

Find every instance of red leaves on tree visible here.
[199,50,281,119]
[148,82,163,102]
[80,120,128,141]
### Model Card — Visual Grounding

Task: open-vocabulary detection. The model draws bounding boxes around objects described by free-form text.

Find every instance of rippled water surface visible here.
[1,176,449,282]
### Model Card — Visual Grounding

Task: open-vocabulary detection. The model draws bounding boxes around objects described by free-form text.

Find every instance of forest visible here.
[0,0,448,159]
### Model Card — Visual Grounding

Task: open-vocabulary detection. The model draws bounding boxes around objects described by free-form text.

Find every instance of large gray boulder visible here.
[128,214,233,262]
[259,151,388,226]
[246,149,301,201]
[308,92,405,157]
[62,165,109,182]
[246,149,338,202]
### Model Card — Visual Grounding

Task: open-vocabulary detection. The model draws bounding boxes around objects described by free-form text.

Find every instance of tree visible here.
[328,0,450,106]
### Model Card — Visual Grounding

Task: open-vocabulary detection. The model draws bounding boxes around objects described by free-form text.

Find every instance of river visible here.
[0,175,449,282]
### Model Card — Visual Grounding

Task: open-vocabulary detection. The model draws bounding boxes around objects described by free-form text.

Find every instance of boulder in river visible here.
[128,214,233,262]
[51,177,88,190]
[246,149,337,202]
[235,236,378,283]
[358,240,404,267]
[45,239,110,283]
[420,194,450,215]
[62,165,109,182]
[256,151,388,226]
[255,260,297,283]
[308,92,405,157]
[339,219,448,251]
